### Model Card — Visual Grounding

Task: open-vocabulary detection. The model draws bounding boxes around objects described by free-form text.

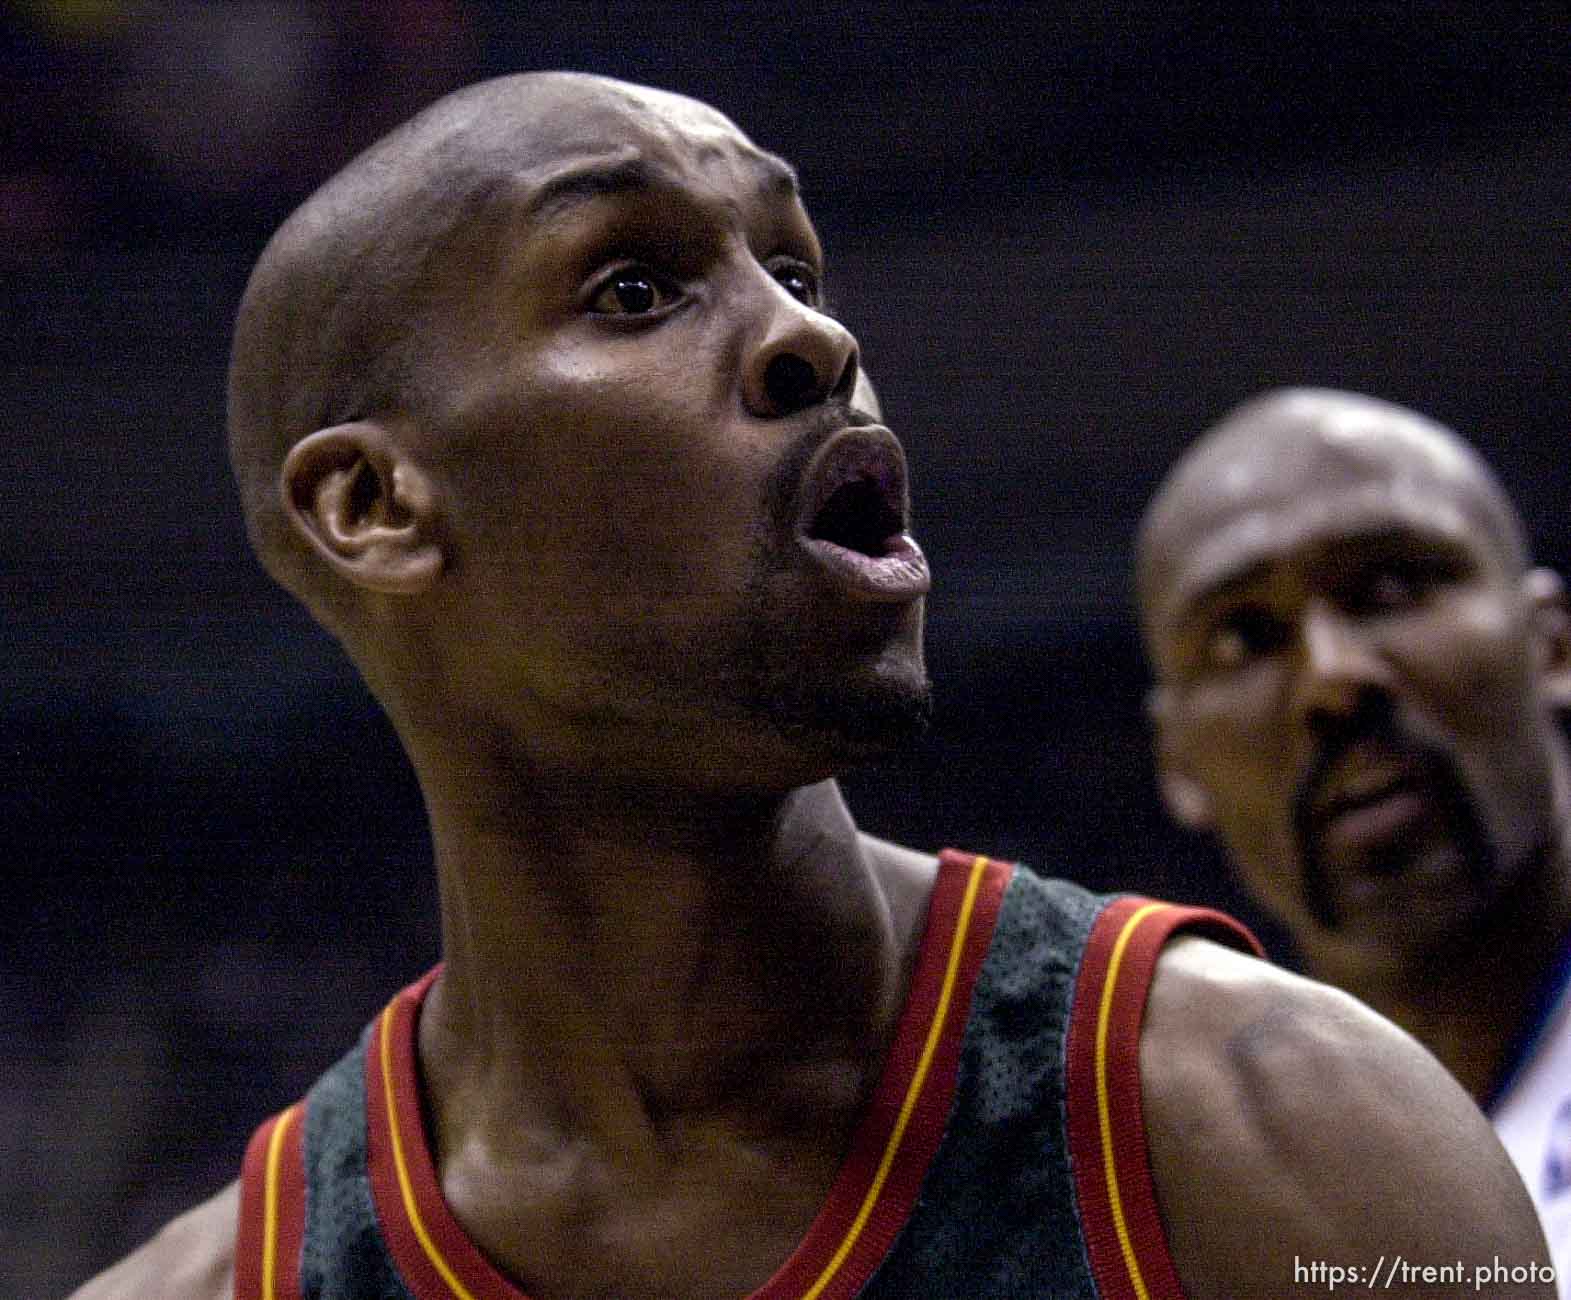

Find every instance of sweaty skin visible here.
[73,93,1551,1300]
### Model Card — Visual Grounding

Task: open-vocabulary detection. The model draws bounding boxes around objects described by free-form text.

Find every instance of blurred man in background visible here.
[73,83,1549,1299]
[1139,386,1571,1291]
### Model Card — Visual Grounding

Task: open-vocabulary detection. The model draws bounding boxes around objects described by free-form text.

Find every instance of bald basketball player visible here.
[1139,387,1571,1292]
[73,81,1549,1298]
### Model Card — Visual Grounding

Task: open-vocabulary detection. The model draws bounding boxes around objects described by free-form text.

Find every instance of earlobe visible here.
[1525,567,1571,709]
[1158,770,1215,832]
[280,422,443,595]
[1148,684,1214,832]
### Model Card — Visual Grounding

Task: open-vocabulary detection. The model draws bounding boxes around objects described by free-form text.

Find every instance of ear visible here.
[280,422,443,595]
[1524,567,1571,710]
[1147,684,1215,832]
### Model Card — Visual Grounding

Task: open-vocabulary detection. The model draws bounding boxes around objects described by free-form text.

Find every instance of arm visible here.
[67,1180,237,1300]
[1142,938,1554,1299]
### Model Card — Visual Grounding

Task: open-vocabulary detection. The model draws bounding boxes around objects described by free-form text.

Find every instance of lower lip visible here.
[798,533,931,602]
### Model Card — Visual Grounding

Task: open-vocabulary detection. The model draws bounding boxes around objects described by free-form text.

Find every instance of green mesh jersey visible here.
[235,852,1257,1299]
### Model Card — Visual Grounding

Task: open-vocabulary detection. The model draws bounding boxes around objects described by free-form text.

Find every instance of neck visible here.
[1306,837,1571,1102]
[413,748,925,1140]
[388,729,939,1299]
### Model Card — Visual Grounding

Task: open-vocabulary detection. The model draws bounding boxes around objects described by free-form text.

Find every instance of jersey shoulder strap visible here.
[1065,895,1262,1300]
[234,1102,307,1300]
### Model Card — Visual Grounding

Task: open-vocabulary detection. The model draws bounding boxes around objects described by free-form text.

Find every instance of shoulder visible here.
[1141,938,1554,1297]
[859,834,940,892]
[68,1181,238,1300]
[860,834,942,939]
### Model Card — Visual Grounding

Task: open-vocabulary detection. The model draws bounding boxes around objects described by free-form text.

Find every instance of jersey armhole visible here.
[1063,896,1262,1300]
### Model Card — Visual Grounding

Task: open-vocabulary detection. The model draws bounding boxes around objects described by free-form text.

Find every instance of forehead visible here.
[1144,399,1512,632]
[460,75,801,220]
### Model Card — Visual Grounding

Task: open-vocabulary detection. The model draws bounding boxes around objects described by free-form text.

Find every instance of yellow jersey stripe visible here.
[800,854,989,1300]
[380,1005,480,1300]
[1095,901,1168,1300]
[261,1104,298,1300]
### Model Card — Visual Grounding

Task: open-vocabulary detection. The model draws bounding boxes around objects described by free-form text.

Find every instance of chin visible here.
[757,659,934,766]
[1317,877,1494,981]
[732,575,931,765]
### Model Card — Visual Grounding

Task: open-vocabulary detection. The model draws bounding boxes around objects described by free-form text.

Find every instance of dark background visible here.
[5,2,1569,1293]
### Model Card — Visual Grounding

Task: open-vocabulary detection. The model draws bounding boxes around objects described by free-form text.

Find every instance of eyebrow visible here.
[1171,521,1478,629]
[754,151,801,199]
[525,157,661,223]
[524,152,801,225]
[1169,560,1273,633]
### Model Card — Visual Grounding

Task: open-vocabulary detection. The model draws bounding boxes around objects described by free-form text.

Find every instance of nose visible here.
[743,279,859,418]
[1288,599,1393,732]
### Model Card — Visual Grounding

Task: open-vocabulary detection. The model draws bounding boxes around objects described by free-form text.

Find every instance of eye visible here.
[1202,606,1289,672]
[1345,558,1452,615]
[1356,570,1418,612]
[770,259,822,307]
[588,266,679,317]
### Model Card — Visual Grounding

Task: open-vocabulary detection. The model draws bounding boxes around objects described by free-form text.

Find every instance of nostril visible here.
[764,353,820,413]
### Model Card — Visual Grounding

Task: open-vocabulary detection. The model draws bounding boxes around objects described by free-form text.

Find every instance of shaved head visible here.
[226,71,761,601]
[1137,387,1529,655]
[219,69,928,773]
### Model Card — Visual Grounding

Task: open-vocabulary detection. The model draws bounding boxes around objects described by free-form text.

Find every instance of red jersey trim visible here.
[363,850,1011,1299]
[234,1102,306,1300]
[1064,896,1262,1300]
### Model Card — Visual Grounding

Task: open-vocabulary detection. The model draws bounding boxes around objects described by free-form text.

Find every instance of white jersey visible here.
[1490,950,1571,1299]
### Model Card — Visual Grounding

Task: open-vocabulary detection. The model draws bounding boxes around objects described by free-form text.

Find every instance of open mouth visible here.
[796,427,930,601]
[808,469,904,556]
